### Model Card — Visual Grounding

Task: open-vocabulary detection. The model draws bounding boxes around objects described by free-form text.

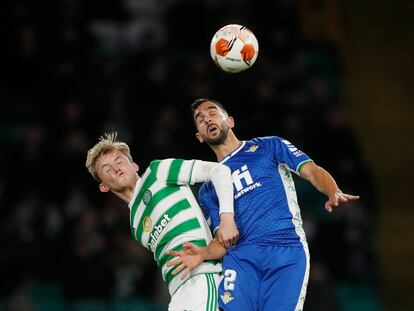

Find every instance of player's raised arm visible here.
[166,239,226,280]
[191,160,239,248]
[299,161,360,212]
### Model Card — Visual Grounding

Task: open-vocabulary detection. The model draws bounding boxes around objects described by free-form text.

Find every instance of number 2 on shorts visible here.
[223,269,237,291]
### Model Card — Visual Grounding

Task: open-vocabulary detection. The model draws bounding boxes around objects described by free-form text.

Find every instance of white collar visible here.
[220,141,246,164]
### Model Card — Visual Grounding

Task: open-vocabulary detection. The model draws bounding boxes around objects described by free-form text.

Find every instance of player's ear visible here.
[196,132,204,143]
[99,183,110,193]
[226,116,235,129]
[132,162,139,173]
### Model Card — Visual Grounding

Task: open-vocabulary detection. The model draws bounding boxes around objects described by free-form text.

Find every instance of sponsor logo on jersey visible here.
[148,213,171,251]
[234,181,262,199]
[143,190,152,206]
[282,139,304,157]
[245,145,259,153]
[143,216,152,232]
[220,292,234,304]
[232,165,262,199]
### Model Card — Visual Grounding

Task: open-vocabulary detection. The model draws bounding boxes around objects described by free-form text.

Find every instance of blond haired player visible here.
[85,133,238,311]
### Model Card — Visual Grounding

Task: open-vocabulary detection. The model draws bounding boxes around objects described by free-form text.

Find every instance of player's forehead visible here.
[97,150,125,166]
[194,101,222,118]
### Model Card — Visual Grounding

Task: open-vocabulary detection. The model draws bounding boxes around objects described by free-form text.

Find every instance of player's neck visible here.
[212,131,241,162]
[112,174,139,204]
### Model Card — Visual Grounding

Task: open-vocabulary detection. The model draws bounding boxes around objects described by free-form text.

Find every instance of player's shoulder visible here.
[149,158,163,169]
[248,136,285,150]
[252,136,273,141]
[149,158,186,167]
[251,135,284,144]
[148,158,176,171]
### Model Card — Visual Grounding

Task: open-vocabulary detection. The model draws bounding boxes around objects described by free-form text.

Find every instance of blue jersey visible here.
[199,136,313,247]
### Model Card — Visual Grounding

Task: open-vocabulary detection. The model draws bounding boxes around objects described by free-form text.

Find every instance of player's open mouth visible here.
[208,125,219,135]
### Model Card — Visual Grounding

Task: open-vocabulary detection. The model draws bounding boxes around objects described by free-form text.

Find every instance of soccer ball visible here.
[210,24,259,73]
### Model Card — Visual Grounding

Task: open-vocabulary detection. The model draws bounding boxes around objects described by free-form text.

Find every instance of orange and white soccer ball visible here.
[210,24,259,73]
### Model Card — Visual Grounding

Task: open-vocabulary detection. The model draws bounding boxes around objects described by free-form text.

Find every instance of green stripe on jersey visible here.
[155,218,201,260]
[164,261,219,285]
[157,239,207,269]
[130,161,160,236]
[135,186,180,241]
[146,198,192,249]
[188,160,196,184]
[167,159,184,184]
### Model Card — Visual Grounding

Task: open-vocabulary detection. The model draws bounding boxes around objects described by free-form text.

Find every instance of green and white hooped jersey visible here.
[128,158,222,296]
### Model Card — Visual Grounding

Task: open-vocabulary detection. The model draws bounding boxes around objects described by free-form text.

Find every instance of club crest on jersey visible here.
[142,190,152,205]
[220,292,234,305]
[245,145,259,153]
[143,216,152,232]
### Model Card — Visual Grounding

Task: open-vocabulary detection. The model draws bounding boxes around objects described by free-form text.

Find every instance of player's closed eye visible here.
[102,165,113,174]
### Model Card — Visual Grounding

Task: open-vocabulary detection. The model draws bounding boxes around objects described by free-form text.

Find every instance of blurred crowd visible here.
[1,0,379,310]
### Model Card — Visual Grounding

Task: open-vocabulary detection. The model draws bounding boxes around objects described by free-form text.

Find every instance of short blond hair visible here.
[86,132,132,182]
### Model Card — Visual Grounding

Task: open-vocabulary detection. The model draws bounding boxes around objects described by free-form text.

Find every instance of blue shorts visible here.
[218,244,310,311]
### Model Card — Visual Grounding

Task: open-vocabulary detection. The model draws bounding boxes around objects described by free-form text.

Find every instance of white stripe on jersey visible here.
[128,159,221,296]
[160,227,209,276]
[278,161,311,310]
[143,197,198,256]
[168,262,222,296]
[277,163,307,245]
[128,169,151,210]
[177,160,195,185]
[182,186,214,241]
[156,158,173,182]
[140,189,186,246]
[132,181,165,233]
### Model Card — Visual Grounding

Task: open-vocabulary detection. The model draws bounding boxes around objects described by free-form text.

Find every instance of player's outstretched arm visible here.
[166,239,226,280]
[299,161,360,212]
[191,160,239,247]
[217,212,238,248]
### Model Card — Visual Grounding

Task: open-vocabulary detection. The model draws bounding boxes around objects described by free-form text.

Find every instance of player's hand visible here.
[325,191,360,213]
[218,213,239,248]
[166,242,205,280]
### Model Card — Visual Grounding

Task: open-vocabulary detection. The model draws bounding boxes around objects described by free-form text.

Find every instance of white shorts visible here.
[169,273,221,311]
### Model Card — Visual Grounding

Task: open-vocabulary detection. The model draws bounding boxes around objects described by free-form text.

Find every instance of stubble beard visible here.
[204,127,228,146]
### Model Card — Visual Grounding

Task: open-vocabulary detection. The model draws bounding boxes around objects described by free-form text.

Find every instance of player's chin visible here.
[205,133,226,145]
[112,182,129,193]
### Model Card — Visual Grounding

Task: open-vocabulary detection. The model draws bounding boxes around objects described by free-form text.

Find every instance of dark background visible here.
[1,0,413,310]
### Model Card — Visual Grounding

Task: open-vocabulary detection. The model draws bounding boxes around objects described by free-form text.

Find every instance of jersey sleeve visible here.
[153,158,196,185]
[259,136,313,175]
[199,183,220,236]
[190,160,234,214]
